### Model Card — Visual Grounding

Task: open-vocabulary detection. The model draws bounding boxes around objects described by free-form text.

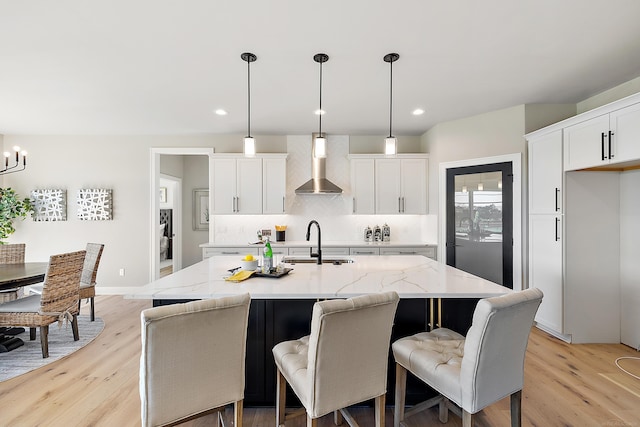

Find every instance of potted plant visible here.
[0,188,33,243]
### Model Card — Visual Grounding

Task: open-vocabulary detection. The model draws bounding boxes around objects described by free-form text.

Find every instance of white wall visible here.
[620,169,640,349]
[421,105,527,216]
[0,134,262,289]
[577,75,640,114]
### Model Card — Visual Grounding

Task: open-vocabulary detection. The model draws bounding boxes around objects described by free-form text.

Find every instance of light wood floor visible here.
[0,295,639,427]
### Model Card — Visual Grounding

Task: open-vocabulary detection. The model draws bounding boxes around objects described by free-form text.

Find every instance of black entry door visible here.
[446,162,513,288]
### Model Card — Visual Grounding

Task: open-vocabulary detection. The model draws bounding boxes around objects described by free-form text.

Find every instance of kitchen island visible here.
[126,255,509,406]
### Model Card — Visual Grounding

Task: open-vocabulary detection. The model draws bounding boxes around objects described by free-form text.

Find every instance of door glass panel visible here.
[451,170,507,286]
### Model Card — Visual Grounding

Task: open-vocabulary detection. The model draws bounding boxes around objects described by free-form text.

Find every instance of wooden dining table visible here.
[0,262,48,292]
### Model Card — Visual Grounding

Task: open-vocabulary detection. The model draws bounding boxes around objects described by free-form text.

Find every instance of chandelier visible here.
[0,146,27,175]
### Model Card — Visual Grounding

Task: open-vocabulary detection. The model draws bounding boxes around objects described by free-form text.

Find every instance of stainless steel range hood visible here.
[295,133,343,194]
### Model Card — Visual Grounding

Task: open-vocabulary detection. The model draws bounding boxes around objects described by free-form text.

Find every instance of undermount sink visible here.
[282,256,355,265]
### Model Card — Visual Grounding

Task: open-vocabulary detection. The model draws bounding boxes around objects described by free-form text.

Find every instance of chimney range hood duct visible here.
[295,133,343,194]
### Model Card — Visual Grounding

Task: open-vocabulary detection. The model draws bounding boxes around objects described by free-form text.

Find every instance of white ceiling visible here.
[2,0,640,136]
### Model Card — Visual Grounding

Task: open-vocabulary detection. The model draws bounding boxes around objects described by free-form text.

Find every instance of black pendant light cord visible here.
[314,53,329,136]
[319,59,323,135]
[384,53,399,139]
[241,52,257,138]
[389,59,393,138]
[247,58,251,137]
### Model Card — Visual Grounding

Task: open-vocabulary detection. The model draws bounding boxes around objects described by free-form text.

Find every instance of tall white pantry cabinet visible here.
[526,92,640,347]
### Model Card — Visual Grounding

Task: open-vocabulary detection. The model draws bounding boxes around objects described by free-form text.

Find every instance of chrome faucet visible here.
[306,220,322,264]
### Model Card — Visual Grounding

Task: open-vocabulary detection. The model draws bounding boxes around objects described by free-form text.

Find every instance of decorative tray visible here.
[253,268,293,278]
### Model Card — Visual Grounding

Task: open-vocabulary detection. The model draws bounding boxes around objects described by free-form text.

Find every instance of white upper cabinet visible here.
[375,158,428,214]
[212,155,286,215]
[564,101,640,171]
[350,158,375,214]
[563,114,610,171]
[529,130,563,214]
[262,157,287,214]
[374,159,402,214]
[610,101,640,163]
[349,155,428,215]
[236,158,263,214]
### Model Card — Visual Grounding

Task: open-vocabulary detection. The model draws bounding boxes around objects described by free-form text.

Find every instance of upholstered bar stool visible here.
[392,288,543,427]
[140,293,251,427]
[273,291,400,427]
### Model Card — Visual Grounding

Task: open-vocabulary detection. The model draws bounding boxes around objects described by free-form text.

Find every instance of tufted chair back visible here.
[460,287,543,413]
[305,291,400,418]
[140,293,251,427]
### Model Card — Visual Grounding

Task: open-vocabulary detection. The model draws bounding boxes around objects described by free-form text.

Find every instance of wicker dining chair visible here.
[0,250,86,358]
[29,243,104,321]
[0,243,27,303]
[78,243,104,321]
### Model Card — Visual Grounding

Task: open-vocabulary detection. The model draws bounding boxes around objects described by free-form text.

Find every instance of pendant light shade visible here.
[384,53,399,155]
[314,53,329,159]
[241,52,257,157]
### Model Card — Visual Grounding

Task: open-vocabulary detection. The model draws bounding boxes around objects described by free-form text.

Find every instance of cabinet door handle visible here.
[555,188,560,211]
[282,196,285,213]
[353,198,356,214]
[221,251,240,255]
[399,251,417,255]
[601,132,606,161]
[609,130,614,159]
[555,217,560,242]
[398,197,402,213]
[403,197,406,213]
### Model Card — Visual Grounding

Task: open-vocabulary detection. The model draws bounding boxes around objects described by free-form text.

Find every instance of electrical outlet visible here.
[119,268,125,277]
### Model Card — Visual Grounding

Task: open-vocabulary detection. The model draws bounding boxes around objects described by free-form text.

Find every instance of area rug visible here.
[0,315,104,382]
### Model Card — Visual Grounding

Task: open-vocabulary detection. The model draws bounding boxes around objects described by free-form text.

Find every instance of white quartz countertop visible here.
[125,255,508,300]
[200,241,436,248]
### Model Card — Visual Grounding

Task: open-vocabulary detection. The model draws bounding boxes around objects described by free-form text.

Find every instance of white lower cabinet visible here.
[529,215,563,334]
[380,246,436,260]
[349,248,380,256]
[203,247,260,259]
[287,247,350,257]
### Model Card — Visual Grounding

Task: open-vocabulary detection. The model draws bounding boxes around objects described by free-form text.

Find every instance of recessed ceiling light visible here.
[214,109,228,116]
[314,109,326,115]
[412,108,425,116]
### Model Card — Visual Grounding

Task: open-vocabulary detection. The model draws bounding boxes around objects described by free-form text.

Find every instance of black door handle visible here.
[609,130,614,159]
[601,132,606,161]
[555,217,560,242]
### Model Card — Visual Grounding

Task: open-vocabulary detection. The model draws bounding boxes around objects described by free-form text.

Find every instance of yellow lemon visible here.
[244,254,254,261]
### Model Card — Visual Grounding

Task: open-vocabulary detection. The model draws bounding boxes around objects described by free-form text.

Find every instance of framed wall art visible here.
[193,189,209,231]
[77,188,113,220]
[31,189,67,221]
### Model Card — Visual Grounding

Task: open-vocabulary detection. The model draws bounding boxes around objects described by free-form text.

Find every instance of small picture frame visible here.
[193,189,209,231]
[159,187,167,203]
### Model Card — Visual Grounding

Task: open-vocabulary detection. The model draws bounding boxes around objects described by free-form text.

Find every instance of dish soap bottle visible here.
[262,237,273,273]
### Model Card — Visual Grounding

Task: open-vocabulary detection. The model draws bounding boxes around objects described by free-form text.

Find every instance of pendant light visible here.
[313,53,329,158]
[241,52,257,157]
[384,53,399,155]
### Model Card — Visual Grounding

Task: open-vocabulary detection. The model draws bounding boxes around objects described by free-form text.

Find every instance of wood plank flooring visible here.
[0,295,638,426]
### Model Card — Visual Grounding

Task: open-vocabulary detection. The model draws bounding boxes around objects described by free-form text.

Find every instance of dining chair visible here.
[272,291,400,427]
[0,243,26,302]
[392,288,543,427]
[0,250,86,358]
[140,293,251,427]
[29,243,104,321]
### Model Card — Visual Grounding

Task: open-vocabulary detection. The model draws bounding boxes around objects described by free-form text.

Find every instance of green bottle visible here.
[263,238,273,273]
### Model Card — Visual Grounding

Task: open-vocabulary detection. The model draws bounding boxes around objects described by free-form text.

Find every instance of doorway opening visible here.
[150,148,213,281]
